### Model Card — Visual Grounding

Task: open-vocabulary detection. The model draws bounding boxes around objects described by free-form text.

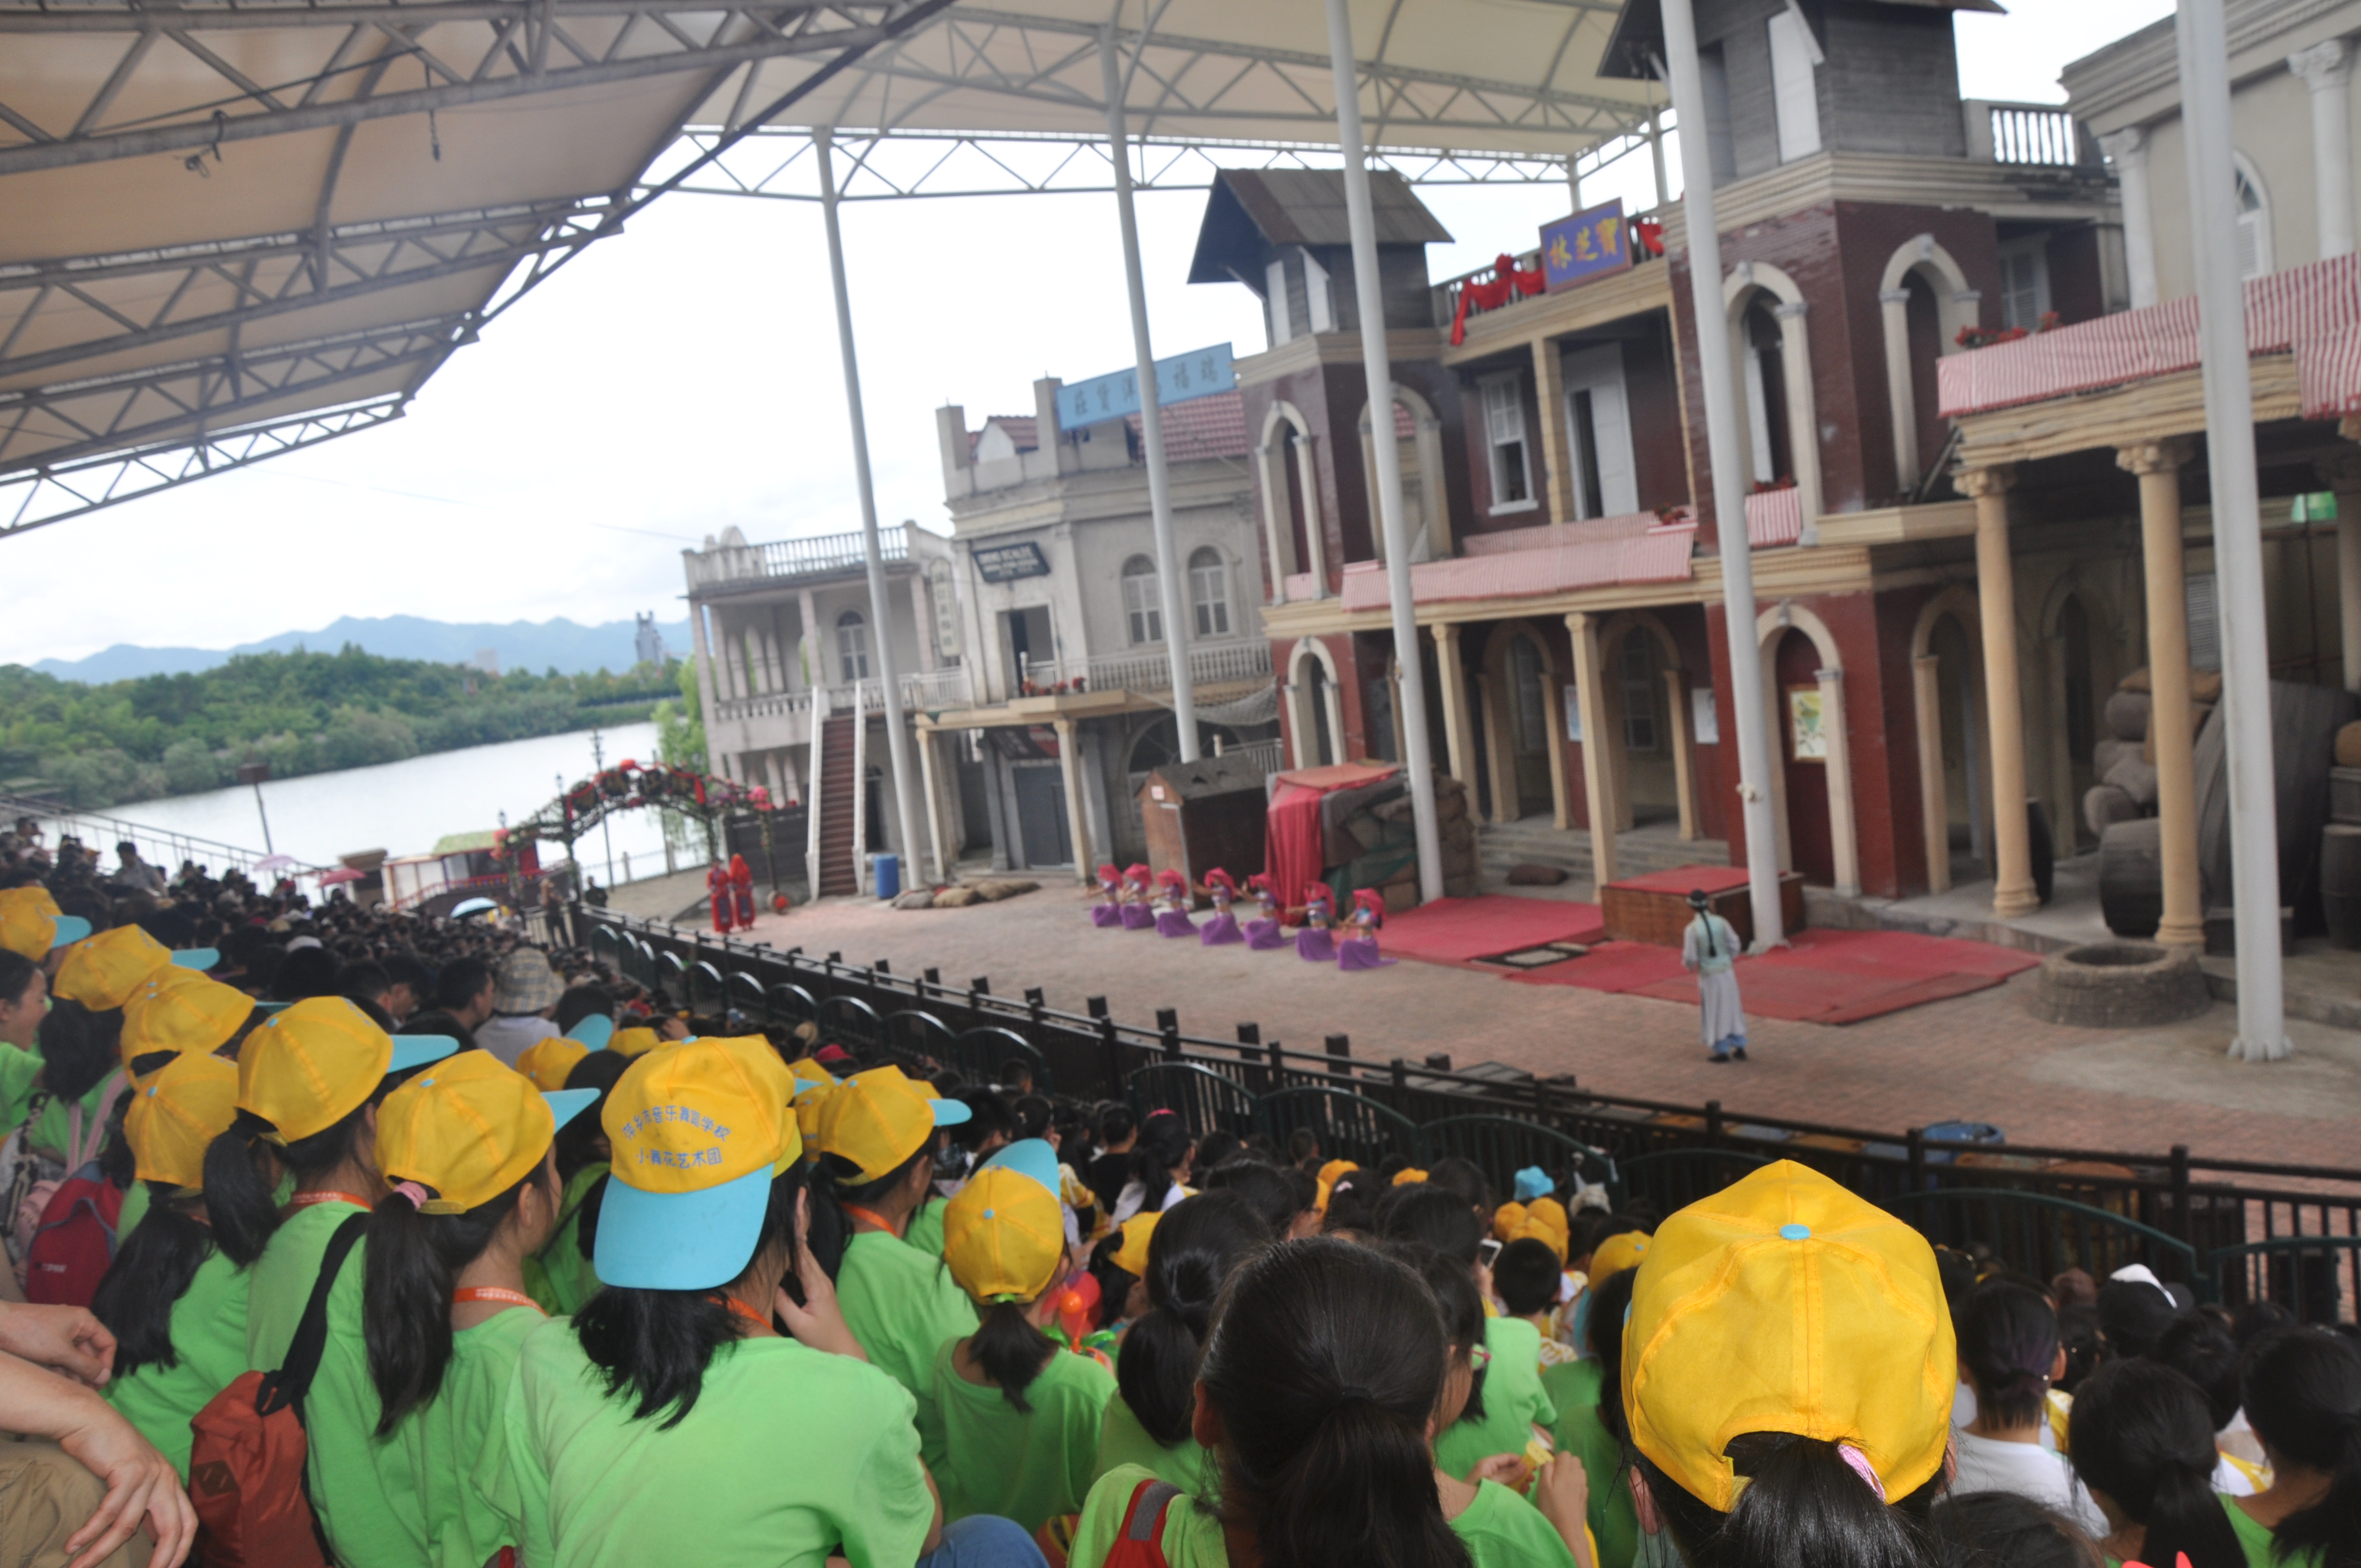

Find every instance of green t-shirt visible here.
[386,1305,540,1568]
[904,1197,947,1257]
[1070,1464,1230,1568]
[524,1165,606,1316]
[1452,1477,1580,1568]
[1543,1358,1639,1568]
[1094,1392,1214,1496]
[0,1054,124,1159]
[494,1316,934,1568]
[933,1337,1116,1533]
[0,1044,41,1132]
[1435,1316,1560,1480]
[2224,1495,2324,1568]
[244,1199,422,1568]
[116,1178,149,1243]
[836,1229,977,1467]
[104,1243,249,1480]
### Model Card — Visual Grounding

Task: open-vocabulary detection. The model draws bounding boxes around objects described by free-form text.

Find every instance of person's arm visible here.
[0,1352,195,1568]
[0,1303,116,1387]
[1530,1453,1595,1568]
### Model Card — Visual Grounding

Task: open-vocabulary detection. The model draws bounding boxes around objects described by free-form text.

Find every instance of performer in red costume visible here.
[729,853,755,928]
[708,859,735,933]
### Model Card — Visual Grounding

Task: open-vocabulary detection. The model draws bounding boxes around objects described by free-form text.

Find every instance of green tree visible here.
[160,737,222,794]
[654,656,707,773]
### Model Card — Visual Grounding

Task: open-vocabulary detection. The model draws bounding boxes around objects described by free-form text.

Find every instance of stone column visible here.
[1959,466,2039,917]
[1293,434,1329,595]
[2117,439,2204,946]
[915,727,948,885]
[2098,128,2159,308]
[2318,438,2361,692]
[797,587,820,690]
[2292,40,2355,260]
[1816,666,1859,897]
[1531,340,1576,524]
[907,572,938,674]
[688,602,722,744]
[1053,717,1091,884]
[1479,670,1515,824]
[1431,624,1477,788]
[1913,653,1951,894]
[1880,288,1919,494]
[1664,667,1700,841]
[1774,300,1824,535]
[1256,442,1292,603]
[1543,651,1573,830]
[1566,612,1618,888]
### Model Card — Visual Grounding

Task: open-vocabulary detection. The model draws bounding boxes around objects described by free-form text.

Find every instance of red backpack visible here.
[21,1166,124,1306]
[187,1213,366,1568]
[1102,1478,1181,1568]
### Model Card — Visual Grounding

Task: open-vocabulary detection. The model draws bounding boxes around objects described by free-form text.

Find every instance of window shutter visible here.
[1265,258,1293,345]
[2185,573,2221,671]
[1767,12,1821,163]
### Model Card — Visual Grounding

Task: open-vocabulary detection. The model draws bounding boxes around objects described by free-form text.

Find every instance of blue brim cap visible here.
[388,1035,459,1072]
[543,1087,599,1133]
[593,1164,771,1290]
[170,948,219,972]
[982,1137,1059,1195]
[48,916,91,950]
[1514,1166,1554,1202]
[931,1096,972,1128]
[566,1015,615,1050]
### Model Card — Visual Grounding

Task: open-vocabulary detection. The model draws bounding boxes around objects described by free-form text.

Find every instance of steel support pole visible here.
[1100,28,1198,763]
[1324,0,1443,902]
[2176,0,2288,1060]
[1662,0,1784,946]
[816,128,928,886]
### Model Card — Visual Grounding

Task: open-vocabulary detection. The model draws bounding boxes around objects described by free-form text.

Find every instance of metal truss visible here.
[0,394,404,537]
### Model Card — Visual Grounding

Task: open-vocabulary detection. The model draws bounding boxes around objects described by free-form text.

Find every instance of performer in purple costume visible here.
[1243,873,1286,950]
[1198,868,1244,945]
[1336,888,1396,971]
[1153,868,1198,937]
[1295,880,1338,962]
[1090,862,1124,927]
[1119,863,1157,930]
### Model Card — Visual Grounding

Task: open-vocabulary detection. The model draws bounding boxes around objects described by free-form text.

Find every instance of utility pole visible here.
[591,728,617,887]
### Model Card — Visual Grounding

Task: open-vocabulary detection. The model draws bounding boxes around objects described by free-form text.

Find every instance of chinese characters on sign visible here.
[1054,343,1237,431]
[1539,199,1633,295]
[972,541,1052,584]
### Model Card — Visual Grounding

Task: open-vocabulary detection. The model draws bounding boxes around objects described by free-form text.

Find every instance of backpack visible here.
[21,1164,124,1306]
[1100,1478,1180,1568]
[187,1213,367,1568]
[4,1071,127,1286]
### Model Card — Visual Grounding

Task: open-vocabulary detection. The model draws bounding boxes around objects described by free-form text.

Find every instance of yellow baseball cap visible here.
[124,1052,239,1190]
[516,1036,590,1094]
[1589,1230,1649,1279]
[52,925,219,1011]
[1391,1167,1430,1187]
[1493,1201,1529,1242]
[608,1026,665,1059]
[0,888,90,959]
[1621,1161,1955,1515]
[1110,1210,1159,1277]
[594,1036,801,1290]
[236,997,459,1145]
[119,971,255,1081]
[943,1139,1064,1304]
[1314,1158,1359,1212]
[813,1064,971,1186]
[376,1051,597,1214]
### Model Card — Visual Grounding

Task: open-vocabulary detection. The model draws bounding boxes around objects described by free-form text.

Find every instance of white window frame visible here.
[835,611,870,683]
[1265,258,1293,346]
[1995,236,2052,332]
[1187,547,1231,638]
[1479,371,1537,514]
[1561,342,1639,520]
[1767,8,1823,164]
[1304,250,1336,334]
[1121,556,1163,646]
[2234,155,2273,280]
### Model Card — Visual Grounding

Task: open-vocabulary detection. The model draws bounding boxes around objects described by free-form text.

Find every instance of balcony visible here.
[1021,638,1272,698]
[1966,101,2097,168]
[1744,484,1806,549]
[1432,225,1664,339]
[685,525,908,593]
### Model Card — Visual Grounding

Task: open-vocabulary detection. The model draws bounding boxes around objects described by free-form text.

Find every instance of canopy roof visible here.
[2,0,1655,535]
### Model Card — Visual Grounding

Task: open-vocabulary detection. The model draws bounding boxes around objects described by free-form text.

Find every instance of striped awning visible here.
[1340,509,1696,612]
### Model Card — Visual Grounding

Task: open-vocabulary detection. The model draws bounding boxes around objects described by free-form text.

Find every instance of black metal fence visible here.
[575,907,2361,1322]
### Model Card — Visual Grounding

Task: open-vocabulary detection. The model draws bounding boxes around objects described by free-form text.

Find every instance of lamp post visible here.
[236,761,274,858]
[590,728,617,888]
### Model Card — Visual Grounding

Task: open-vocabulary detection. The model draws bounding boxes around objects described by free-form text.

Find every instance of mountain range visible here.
[26,614,691,683]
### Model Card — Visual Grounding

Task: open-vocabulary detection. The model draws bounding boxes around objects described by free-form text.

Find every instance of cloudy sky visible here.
[4,0,2175,668]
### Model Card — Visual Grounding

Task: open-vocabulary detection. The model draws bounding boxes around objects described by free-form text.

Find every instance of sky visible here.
[3,0,2177,669]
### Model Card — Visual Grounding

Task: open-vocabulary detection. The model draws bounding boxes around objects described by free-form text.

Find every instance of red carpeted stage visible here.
[1377,895,1607,967]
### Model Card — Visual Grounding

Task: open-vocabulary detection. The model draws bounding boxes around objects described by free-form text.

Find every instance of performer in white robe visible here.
[1680,888,1748,1062]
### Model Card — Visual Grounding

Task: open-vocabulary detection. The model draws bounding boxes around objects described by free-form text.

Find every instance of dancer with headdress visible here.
[1119,864,1157,930]
[1336,889,1395,971]
[1680,886,1749,1062]
[728,853,757,928]
[1242,874,1285,950]
[1152,869,1198,937]
[1199,869,1244,945]
[708,858,735,933]
[1295,881,1337,962]
[1090,863,1124,927]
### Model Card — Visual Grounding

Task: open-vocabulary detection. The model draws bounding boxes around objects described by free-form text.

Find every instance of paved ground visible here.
[711,881,2361,1174]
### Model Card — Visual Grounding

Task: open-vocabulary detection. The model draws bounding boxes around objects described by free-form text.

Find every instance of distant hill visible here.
[29,614,690,683]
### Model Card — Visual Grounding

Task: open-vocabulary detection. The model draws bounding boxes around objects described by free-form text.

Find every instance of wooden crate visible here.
[1600,872,1805,949]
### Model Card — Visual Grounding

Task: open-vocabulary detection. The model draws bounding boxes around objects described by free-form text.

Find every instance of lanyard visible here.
[842,1204,899,1235]
[710,1294,771,1330]
[451,1288,543,1311]
[289,1190,373,1211]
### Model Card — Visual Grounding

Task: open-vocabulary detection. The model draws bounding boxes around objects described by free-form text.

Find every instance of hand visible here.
[1530,1455,1593,1568]
[0,1304,116,1388]
[54,1396,196,1568]
[1467,1452,1531,1491]
[774,1189,866,1361]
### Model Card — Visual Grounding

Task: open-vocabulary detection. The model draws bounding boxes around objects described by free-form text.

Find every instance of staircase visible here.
[813,714,859,897]
[1477,817,1729,892]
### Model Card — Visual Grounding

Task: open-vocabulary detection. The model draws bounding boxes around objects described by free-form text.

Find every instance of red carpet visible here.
[1380,896,1607,966]
[1510,927,2040,1023]
[1603,865,1753,896]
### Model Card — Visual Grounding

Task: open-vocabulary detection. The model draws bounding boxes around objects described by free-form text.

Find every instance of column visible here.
[2291,40,2355,260]
[1774,300,1824,533]
[2098,128,2159,308]
[908,572,938,674]
[1959,466,2038,918]
[1479,669,1515,824]
[1566,612,1618,888]
[1544,653,1573,831]
[1531,340,1576,524]
[1816,666,1859,897]
[2316,438,2361,691]
[1880,288,1919,493]
[916,728,948,885]
[1913,654,1951,894]
[1431,624,1477,787]
[1664,667,1700,841]
[797,587,820,690]
[1258,441,1292,603]
[1294,434,1329,594]
[689,602,722,742]
[2120,439,2205,946]
[1053,718,1091,883]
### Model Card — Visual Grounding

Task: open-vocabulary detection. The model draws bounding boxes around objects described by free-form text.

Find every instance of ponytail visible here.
[363,1174,535,1433]
[1957,1281,2061,1429]
[1199,1238,1472,1568]
[1638,1435,1933,1568]
[1117,1190,1271,1445]
[970,1301,1056,1412]
[2241,1328,2361,1568]
[2068,1359,2243,1568]
[1584,1265,1638,1444]
[201,1103,371,1267]
[89,1185,215,1378]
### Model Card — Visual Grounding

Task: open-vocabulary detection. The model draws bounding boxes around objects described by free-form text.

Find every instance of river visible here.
[74,723,703,883]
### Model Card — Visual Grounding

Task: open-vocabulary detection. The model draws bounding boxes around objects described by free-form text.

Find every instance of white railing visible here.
[684,525,908,591]
[825,680,895,714]
[712,688,814,723]
[1085,639,1272,694]
[0,791,311,879]
[1968,102,2089,168]
[902,666,973,709]
[1222,738,1286,776]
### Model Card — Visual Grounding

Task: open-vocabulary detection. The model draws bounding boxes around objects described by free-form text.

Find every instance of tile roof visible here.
[1125,389,1251,461]
[967,415,1038,457]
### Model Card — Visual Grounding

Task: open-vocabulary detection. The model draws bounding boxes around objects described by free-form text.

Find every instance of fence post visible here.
[970,976,991,996]
[1390,1058,1410,1093]
[1326,1033,1351,1058]
[1098,1016,1123,1097]
[1705,1099,1723,1145]
[1156,1008,1180,1060]
[2169,1144,2192,1244]
[1906,1128,1927,1193]
[1266,1036,1285,1082]
[875,959,890,975]
[1533,1075,1552,1123]
[924,967,940,986]
[1086,996,1109,1020]
[1026,990,1046,1033]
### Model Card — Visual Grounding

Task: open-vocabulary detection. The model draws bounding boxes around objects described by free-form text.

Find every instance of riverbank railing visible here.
[571,906,2361,1322]
[0,791,309,879]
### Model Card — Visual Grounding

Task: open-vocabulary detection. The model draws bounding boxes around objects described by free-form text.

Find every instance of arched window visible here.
[1188,547,1231,638]
[1121,556,1162,645]
[835,610,869,683]
[2235,161,2272,280]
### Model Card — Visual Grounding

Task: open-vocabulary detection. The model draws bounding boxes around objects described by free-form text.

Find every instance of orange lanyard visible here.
[451,1288,542,1310]
[710,1294,771,1330]
[842,1204,899,1235]
[289,1190,372,1211]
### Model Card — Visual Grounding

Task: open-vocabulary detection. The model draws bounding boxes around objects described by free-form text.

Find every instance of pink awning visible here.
[1338,510,1695,613]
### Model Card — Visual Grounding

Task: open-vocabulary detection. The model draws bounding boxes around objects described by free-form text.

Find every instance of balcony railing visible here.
[1967,101,2095,168]
[1430,225,1663,336]
[1744,485,1805,549]
[684,525,908,591]
[712,688,814,723]
[1021,638,1273,696]
[903,666,974,710]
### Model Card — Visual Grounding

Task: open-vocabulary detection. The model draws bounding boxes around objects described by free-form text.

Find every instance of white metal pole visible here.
[1100,28,1199,763]
[2176,0,2288,1060]
[816,128,929,888]
[1661,0,1785,946]
[1324,0,1444,902]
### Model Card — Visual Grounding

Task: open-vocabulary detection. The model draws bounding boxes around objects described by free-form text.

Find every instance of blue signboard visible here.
[1054,343,1236,431]
[1540,199,1634,293]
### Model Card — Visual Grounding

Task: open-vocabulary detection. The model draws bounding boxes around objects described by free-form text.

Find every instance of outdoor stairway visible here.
[1477,816,1729,892]
[813,714,859,898]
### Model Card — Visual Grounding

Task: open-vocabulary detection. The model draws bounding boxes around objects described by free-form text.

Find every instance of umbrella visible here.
[254,854,296,873]
[450,897,499,918]
[312,867,366,885]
